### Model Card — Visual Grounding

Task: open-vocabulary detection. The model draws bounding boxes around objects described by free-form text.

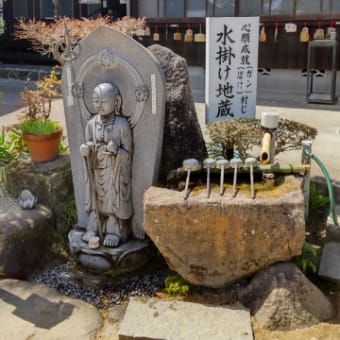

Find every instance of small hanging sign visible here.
[285,23,297,33]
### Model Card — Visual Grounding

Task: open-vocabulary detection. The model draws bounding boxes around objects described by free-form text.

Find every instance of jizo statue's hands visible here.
[80,142,94,157]
[107,141,118,154]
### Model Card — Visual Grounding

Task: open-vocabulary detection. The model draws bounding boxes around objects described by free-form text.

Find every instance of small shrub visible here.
[164,275,190,296]
[19,67,62,122]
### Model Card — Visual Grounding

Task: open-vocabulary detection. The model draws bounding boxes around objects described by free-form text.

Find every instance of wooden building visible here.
[1,0,340,71]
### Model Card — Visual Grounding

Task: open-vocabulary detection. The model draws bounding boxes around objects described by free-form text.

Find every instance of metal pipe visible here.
[203,158,216,198]
[216,159,229,196]
[230,158,243,198]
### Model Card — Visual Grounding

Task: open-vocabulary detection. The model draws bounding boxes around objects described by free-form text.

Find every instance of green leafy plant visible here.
[164,275,190,296]
[58,135,69,154]
[293,242,320,274]
[0,127,15,165]
[7,126,28,154]
[60,199,77,231]
[309,181,330,213]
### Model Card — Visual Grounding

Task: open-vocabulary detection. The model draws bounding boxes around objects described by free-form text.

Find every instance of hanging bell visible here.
[184,25,193,42]
[313,22,325,40]
[173,28,182,41]
[259,24,266,42]
[194,24,205,42]
[274,22,279,42]
[327,21,337,40]
[153,25,160,41]
[300,23,310,43]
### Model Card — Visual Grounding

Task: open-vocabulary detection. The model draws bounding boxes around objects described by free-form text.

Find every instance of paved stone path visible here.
[0,279,103,340]
[119,297,253,340]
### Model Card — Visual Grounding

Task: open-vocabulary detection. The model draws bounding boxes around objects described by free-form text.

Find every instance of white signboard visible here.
[205,17,259,123]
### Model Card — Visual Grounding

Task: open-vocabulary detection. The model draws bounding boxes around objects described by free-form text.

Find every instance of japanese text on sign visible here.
[205,17,259,123]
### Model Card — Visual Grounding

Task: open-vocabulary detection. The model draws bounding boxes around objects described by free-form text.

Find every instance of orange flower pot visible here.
[23,128,63,163]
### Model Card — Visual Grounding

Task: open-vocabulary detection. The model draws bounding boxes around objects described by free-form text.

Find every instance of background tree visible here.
[14,16,146,65]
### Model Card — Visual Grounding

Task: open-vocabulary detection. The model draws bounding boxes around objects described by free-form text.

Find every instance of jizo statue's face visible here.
[92,85,117,116]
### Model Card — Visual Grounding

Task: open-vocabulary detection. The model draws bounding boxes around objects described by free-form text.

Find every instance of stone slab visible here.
[318,242,340,283]
[119,297,253,340]
[0,279,103,339]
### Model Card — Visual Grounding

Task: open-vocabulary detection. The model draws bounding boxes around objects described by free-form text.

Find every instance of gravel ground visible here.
[28,260,171,310]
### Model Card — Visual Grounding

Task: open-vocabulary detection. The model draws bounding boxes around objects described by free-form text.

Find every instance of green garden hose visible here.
[305,149,339,226]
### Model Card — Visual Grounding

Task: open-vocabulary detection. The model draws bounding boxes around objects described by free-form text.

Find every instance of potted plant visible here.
[18,68,63,162]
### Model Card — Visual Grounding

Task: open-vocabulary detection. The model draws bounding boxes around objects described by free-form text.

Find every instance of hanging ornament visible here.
[327,21,337,40]
[153,25,160,42]
[145,26,151,36]
[313,21,325,40]
[184,24,193,42]
[259,24,266,42]
[173,25,182,41]
[300,22,310,43]
[194,24,205,42]
[274,22,279,42]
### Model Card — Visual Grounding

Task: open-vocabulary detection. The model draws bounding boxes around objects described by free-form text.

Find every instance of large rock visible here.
[148,44,207,183]
[0,279,103,339]
[0,197,54,279]
[238,262,335,330]
[144,175,305,288]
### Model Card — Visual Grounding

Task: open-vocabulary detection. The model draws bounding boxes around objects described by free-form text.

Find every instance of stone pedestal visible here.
[68,229,151,275]
[2,154,74,234]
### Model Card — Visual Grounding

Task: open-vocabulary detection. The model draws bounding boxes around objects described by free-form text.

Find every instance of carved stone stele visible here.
[62,26,165,272]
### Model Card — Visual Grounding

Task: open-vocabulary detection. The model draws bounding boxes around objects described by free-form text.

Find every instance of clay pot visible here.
[23,128,63,163]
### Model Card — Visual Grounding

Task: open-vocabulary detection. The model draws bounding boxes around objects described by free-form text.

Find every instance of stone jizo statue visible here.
[80,82,133,248]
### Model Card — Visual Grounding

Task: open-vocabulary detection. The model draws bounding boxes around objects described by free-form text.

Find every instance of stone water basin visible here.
[144,175,305,288]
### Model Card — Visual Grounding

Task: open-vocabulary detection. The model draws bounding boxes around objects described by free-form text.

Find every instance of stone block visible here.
[144,175,305,288]
[318,242,340,283]
[119,297,253,340]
